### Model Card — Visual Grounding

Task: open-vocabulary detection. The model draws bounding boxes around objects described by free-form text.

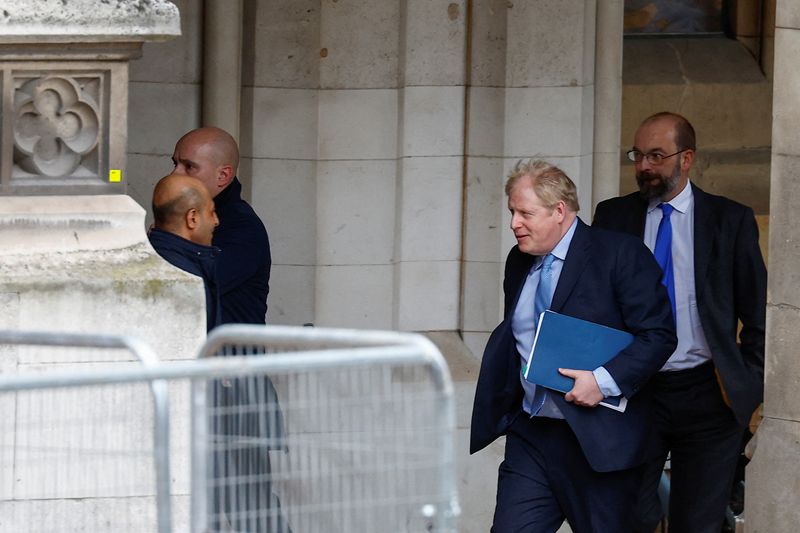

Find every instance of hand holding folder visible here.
[523,310,633,412]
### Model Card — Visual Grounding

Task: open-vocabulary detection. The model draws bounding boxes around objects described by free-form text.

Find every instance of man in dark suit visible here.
[471,159,677,532]
[593,112,767,532]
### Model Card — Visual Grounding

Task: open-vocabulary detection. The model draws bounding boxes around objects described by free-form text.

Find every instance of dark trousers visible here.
[210,376,291,533]
[634,362,746,533]
[493,415,642,533]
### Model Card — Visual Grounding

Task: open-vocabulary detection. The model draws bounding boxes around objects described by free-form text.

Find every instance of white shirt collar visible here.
[648,179,693,215]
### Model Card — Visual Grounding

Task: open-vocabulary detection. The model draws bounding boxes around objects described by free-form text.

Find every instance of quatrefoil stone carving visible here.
[14,76,100,177]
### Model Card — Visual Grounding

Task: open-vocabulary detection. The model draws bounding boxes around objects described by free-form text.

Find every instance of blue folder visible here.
[523,310,633,407]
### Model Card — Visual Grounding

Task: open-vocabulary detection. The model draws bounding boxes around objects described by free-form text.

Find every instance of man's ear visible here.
[218,164,235,188]
[680,149,694,172]
[553,200,567,222]
[185,207,199,230]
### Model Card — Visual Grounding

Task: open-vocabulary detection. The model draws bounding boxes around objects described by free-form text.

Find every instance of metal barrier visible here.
[0,325,459,533]
[192,325,460,533]
[0,330,171,533]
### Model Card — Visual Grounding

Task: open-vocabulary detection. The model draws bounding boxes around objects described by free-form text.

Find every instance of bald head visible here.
[170,127,240,198]
[152,174,219,246]
[639,111,696,152]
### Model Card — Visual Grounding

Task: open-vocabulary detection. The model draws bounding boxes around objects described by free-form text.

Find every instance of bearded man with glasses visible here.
[593,112,767,533]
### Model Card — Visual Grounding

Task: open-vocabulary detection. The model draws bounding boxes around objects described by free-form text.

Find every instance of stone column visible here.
[202,0,243,143]
[313,1,400,329]
[592,0,624,210]
[762,0,778,81]
[0,0,179,195]
[394,0,466,333]
[744,1,800,530]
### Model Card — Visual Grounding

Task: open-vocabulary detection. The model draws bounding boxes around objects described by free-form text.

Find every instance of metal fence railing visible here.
[0,325,459,533]
[192,325,460,533]
[0,331,171,533]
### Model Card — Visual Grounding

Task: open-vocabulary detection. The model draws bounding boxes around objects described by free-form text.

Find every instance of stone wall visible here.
[127,1,599,345]
[620,37,772,216]
[0,195,204,530]
[745,1,800,529]
[127,0,202,217]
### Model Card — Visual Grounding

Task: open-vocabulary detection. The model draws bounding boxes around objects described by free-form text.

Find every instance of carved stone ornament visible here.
[14,76,100,178]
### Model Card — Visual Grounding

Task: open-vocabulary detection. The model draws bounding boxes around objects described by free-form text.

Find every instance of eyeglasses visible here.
[627,149,688,165]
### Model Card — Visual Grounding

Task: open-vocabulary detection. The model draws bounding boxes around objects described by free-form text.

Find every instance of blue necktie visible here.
[654,203,676,321]
[530,254,555,415]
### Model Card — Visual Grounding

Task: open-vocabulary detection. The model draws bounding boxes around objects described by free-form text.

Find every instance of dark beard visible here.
[636,164,681,200]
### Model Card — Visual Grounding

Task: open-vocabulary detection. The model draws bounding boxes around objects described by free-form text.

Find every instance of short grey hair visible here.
[505,159,580,212]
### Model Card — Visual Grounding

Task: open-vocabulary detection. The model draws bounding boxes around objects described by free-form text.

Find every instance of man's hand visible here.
[559,368,603,407]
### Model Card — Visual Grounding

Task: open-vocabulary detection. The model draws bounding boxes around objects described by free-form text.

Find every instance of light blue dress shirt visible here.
[511,219,622,418]
[644,181,712,371]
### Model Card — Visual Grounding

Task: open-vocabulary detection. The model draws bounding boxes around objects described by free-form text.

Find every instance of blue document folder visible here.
[523,310,633,411]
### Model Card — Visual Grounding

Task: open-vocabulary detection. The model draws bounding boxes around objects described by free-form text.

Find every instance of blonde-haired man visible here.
[471,160,677,532]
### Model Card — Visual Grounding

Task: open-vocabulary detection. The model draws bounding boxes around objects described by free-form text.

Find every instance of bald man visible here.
[149,174,221,331]
[170,130,289,532]
[171,127,271,325]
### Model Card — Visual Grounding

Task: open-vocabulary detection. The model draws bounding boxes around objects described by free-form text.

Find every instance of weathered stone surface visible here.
[315,265,393,329]
[0,195,202,530]
[772,29,800,156]
[131,0,201,84]
[764,305,800,421]
[396,260,460,330]
[766,154,800,307]
[0,0,180,42]
[0,494,189,531]
[505,0,591,88]
[316,159,395,265]
[621,83,772,153]
[468,0,509,87]
[777,0,800,30]
[624,37,766,85]
[318,0,400,89]
[397,156,463,262]
[242,0,320,89]
[400,86,465,157]
[402,0,467,86]
[745,417,800,531]
[0,195,205,354]
[0,195,145,254]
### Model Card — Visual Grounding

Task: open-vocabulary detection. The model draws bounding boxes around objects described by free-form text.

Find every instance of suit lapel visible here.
[632,197,647,238]
[551,220,591,312]
[505,248,535,318]
[691,184,714,300]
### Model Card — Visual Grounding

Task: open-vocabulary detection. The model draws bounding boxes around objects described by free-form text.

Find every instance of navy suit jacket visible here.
[470,219,677,472]
[149,229,222,332]
[593,184,767,425]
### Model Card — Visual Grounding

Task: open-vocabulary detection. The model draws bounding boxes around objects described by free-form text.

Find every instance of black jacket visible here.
[593,184,767,425]
[149,229,222,332]
[213,177,271,325]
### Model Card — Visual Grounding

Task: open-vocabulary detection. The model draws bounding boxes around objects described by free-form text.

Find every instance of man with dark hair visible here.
[170,126,271,325]
[471,159,676,532]
[593,112,767,532]
[149,174,221,331]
